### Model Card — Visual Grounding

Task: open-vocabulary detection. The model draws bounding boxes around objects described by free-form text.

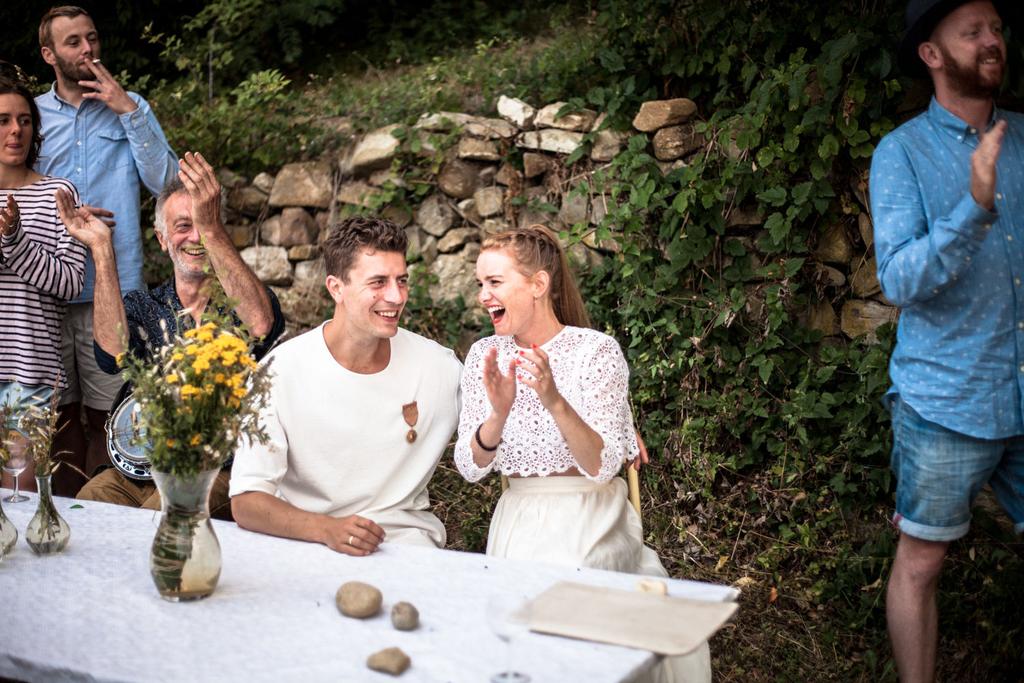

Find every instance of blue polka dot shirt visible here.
[871,97,1024,439]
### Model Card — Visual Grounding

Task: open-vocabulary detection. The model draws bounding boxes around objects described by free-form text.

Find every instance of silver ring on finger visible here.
[348,534,355,546]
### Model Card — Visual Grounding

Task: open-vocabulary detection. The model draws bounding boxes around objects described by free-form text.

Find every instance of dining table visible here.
[0,489,737,682]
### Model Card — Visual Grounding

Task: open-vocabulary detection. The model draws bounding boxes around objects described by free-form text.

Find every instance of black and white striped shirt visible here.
[0,176,86,390]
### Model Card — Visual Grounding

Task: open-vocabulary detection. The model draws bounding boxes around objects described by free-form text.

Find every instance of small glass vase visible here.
[0,497,17,559]
[25,474,70,555]
[150,469,222,602]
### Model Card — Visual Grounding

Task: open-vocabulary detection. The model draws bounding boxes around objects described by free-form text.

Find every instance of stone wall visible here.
[219,95,896,343]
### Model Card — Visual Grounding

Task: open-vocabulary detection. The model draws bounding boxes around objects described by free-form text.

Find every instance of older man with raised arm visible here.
[871,1,1024,681]
[35,5,179,495]
[230,217,462,555]
[57,151,284,516]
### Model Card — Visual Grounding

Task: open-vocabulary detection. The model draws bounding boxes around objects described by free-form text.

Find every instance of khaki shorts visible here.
[60,302,124,411]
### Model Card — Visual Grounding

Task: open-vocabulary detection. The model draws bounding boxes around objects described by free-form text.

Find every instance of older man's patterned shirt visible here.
[93,277,285,374]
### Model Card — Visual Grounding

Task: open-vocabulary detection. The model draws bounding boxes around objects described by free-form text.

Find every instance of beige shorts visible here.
[60,302,124,411]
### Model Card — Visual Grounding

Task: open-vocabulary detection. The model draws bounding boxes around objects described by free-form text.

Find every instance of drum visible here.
[105,387,153,481]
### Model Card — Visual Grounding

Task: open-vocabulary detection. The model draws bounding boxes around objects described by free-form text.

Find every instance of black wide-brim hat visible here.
[898,0,1009,77]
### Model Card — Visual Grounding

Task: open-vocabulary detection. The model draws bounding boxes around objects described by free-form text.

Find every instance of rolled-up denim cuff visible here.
[893,512,969,542]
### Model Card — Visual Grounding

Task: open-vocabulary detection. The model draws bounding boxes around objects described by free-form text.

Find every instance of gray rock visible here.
[415,112,516,139]
[252,172,275,195]
[335,581,383,619]
[805,301,840,336]
[463,116,517,139]
[391,602,420,631]
[429,253,478,303]
[336,181,382,208]
[438,227,479,253]
[534,102,597,132]
[456,198,481,225]
[217,168,247,189]
[226,223,255,249]
[382,205,412,229]
[294,257,327,288]
[273,284,327,328]
[652,124,704,161]
[415,111,471,131]
[840,300,899,342]
[495,163,522,186]
[368,169,406,188]
[261,207,317,247]
[497,95,536,128]
[287,244,319,261]
[522,152,551,179]
[477,165,498,186]
[474,187,505,218]
[481,218,510,235]
[269,161,333,209]
[816,264,846,288]
[559,192,589,226]
[656,159,687,176]
[517,129,584,155]
[366,647,410,676]
[632,98,698,132]
[406,226,426,262]
[416,194,456,237]
[463,242,481,262]
[457,137,502,162]
[350,125,401,175]
[858,212,874,249]
[437,159,480,199]
[850,255,881,297]
[589,197,608,226]
[240,246,292,286]
[228,186,268,217]
[591,128,627,162]
[814,224,855,265]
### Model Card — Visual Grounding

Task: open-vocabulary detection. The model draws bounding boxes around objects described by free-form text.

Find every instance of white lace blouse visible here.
[454,326,639,483]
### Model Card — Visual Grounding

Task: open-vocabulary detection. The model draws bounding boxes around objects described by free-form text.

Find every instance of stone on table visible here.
[336,581,383,619]
[391,602,420,631]
[366,647,411,676]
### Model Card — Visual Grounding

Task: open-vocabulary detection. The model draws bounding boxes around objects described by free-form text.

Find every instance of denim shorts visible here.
[890,396,1024,541]
[0,381,55,432]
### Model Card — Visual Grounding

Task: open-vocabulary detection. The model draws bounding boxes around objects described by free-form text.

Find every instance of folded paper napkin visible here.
[526,581,738,656]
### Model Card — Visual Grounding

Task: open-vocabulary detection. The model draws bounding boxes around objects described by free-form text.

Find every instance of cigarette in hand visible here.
[92,59,101,64]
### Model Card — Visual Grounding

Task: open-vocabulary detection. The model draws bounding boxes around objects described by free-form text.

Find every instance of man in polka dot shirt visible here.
[870,1,1023,681]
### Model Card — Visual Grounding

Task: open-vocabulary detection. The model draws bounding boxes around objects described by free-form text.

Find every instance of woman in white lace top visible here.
[454,224,710,683]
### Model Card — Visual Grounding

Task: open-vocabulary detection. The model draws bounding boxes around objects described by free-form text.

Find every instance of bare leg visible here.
[887,533,949,683]
[51,402,87,497]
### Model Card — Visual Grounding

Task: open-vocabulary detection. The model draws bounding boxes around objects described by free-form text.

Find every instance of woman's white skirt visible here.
[487,476,712,683]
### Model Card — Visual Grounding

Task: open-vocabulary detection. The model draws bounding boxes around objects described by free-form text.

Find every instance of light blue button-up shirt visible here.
[35,85,178,302]
[871,97,1024,439]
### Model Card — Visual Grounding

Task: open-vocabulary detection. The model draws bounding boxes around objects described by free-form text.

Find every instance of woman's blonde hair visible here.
[481,224,591,328]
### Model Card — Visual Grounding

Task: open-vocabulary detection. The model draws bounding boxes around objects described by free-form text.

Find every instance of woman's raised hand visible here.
[0,195,20,237]
[516,344,563,411]
[482,346,517,418]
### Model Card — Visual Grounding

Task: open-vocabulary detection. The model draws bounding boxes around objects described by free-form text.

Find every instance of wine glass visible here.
[486,593,532,683]
[2,430,31,503]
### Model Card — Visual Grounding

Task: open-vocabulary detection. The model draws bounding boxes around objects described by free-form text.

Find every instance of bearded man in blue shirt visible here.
[871,1,1024,680]
[34,6,178,496]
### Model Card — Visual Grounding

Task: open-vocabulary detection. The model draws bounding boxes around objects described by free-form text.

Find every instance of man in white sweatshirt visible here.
[229,216,462,553]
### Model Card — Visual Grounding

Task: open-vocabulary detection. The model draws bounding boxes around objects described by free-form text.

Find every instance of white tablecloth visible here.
[0,490,736,683]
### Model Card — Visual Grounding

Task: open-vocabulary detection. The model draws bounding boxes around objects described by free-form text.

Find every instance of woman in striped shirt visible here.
[0,72,86,493]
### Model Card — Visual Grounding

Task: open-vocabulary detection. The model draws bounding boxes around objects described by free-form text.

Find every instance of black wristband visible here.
[474,423,500,451]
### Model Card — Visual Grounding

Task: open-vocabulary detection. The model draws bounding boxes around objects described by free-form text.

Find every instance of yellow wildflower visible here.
[165,374,179,384]
[190,434,202,447]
